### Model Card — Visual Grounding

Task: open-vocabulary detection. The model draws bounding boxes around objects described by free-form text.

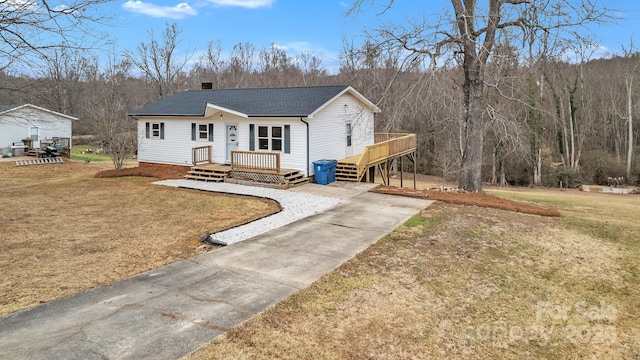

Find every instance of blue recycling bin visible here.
[313,160,333,185]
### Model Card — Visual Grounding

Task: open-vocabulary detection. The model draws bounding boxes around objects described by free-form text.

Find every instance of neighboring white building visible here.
[0,104,75,155]
[129,85,380,177]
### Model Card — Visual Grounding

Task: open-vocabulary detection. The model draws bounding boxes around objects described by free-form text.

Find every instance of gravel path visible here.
[155,179,343,245]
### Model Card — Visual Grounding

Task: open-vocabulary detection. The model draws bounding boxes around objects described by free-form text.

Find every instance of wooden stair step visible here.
[184,174,225,182]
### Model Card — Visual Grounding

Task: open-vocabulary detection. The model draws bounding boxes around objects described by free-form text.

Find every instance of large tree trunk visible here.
[458,63,485,192]
[627,74,634,179]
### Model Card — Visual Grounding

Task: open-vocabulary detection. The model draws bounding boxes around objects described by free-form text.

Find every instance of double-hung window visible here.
[145,122,165,140]
[251,124,290,153]
[191,123,214,142]
[258,126,283,151]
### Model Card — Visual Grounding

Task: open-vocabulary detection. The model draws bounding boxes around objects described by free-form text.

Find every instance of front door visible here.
[30,127,40,148]
[226,124,238,163]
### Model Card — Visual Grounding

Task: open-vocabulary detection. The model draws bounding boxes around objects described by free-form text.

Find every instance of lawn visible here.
[0,160,280,316]
[187,183,640,359]
[70,146,112,162]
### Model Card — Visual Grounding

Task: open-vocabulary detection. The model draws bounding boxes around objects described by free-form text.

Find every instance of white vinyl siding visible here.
[0,106,73,153]
[138,118,207,166]
[138,117,308,173]
[136,92,375,175]
[239,119,307,174]
[307,93,374,176]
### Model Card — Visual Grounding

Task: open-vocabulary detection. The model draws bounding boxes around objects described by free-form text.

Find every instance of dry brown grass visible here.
[187,184,640,359]
[0,160,279,316]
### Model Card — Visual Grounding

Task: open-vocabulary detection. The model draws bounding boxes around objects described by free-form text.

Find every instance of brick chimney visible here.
[201,82,213,90]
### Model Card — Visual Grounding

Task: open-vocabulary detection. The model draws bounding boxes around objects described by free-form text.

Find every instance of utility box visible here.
[11,142,25,157]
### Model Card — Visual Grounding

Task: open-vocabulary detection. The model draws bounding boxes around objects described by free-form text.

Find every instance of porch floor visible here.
[186,163,309,187]
[193,163,301,176]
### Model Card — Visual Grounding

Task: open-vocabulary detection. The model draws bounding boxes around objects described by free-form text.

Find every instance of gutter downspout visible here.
[300,117,309,177]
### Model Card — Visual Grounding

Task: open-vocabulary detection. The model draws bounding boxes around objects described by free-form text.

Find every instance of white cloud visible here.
[122,1,198,19]
[205,0,275,9]
[0,0,40,13]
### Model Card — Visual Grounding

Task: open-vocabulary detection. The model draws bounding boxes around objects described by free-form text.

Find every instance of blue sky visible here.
[105,0,639,72]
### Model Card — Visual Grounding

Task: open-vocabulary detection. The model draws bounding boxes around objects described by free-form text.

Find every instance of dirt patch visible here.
[372,185,561,217]
[95,163,189,180]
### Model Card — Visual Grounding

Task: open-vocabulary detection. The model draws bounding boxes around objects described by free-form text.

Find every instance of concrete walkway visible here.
[0,181,432,360]
[155,180,344,245]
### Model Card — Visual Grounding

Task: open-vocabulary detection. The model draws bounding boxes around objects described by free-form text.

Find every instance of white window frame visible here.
[151,123,161,139]
[146,122,164,140]
[257,125,283,152]
[192,122,214,142]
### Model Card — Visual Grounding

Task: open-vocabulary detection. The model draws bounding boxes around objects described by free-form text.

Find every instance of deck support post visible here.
[413,152,417,190]
[400,156,403,188]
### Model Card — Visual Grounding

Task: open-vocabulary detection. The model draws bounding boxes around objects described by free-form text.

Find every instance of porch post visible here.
[400,156,403,188]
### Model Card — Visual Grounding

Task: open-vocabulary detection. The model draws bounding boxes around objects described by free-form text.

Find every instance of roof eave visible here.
[0,104,78,120]
[205,103,248,118]
[307,86,381,119]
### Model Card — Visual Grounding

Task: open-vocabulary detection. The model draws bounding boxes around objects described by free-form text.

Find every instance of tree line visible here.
[0,1,637,187]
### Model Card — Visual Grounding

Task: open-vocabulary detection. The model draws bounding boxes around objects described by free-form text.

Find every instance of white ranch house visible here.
[130,85,417,186]
[0,104,75,156]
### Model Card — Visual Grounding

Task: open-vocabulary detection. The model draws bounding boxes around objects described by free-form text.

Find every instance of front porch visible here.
[185,162,309,187]
[187,132,417,188]
[187,148,308,187]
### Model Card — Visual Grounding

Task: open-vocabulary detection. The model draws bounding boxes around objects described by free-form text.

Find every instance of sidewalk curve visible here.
[0,181,432,360]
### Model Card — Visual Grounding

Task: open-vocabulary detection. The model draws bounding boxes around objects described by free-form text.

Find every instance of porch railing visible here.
[231,150,281,173]
[355,133,416,176]
[192,145,212,165]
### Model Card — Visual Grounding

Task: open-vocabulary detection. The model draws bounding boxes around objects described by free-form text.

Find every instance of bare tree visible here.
[299,51,327,86]
[222,42,257,88]
[619,41,639,179]
[35,49,93,116]
[190,40,224,88]
[348,0,610,191]
[0,0,111,73]
[124,22,193,100]
[86,55,137,170]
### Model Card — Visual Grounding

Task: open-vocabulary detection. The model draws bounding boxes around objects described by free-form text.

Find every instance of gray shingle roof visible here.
[129,85,352,117]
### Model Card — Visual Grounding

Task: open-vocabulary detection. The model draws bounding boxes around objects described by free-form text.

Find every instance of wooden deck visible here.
[185,163,308,186]
[336,133,417,186]
[185,132,416,187]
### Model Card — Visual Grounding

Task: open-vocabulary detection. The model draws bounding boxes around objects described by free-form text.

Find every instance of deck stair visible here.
[184,165,230,182]
[336,162,359,181]
[335,133,417,183]
[283,170,309,186]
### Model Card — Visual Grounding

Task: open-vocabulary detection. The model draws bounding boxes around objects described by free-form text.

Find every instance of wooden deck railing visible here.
[52,137,71,149]
[231,150,280,172]
[374,133,413,143]
[192,145,212,165]
[355,133,416,177]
